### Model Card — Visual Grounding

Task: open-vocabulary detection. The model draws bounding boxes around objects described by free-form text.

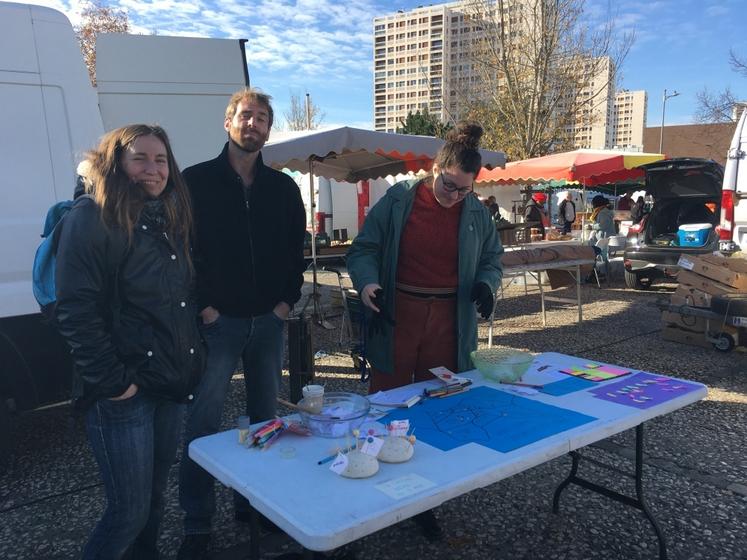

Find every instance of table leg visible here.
[551,424,668,559]
[575,264,583,323]
[536,272,546,327]
[249,506,260,560]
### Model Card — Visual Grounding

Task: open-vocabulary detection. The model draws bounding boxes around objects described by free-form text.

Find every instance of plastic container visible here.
[297,392,370,438]
[677,223,712,247]
[301,384,324,414]
[470,348,534,383]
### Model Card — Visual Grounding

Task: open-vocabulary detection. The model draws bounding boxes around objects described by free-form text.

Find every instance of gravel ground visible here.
[1,267,746,560]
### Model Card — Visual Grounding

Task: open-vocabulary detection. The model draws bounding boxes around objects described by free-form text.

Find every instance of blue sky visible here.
[30,0,747,129]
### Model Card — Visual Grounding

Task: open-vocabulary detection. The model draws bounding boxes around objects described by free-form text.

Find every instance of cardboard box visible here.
[678,254,747,291]
[672,284,712,308]
[661,325,711,349]
[661,310,707,332]
[677,270,739,297]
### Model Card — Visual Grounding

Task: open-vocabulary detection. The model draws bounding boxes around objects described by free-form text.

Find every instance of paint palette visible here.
[559,362,632,382]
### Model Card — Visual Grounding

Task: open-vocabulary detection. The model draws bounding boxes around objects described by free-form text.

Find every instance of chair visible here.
[606,235,627,259]
[592,237,611,287]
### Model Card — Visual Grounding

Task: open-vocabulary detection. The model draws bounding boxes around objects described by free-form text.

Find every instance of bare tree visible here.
[75,1,130,86]
[284,93,325,131]
[695,49,747,123]
[456,0,632,160]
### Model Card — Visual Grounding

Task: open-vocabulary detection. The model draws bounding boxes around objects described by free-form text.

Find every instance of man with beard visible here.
[177,88,306,559]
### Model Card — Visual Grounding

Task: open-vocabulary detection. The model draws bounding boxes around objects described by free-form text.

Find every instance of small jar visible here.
[237,415,251,445]
[302,384,324,414]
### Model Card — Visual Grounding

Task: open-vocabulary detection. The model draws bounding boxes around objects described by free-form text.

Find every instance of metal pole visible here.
[305,92,311,130]
[659,89,667,154]
[308,159,318,317]
[659,89,680,154]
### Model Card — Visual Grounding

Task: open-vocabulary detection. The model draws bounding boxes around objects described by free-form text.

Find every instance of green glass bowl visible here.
[470,349,534,383]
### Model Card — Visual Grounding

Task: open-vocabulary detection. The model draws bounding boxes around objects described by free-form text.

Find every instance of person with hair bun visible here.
[347,123,503,537]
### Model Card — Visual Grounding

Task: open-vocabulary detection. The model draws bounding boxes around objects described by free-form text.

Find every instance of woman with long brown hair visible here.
[55,124,203,559]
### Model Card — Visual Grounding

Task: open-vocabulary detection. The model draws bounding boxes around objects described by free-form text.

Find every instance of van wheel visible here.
[624,270,652,290]
[0,398,11,468]
[712,333,736,353]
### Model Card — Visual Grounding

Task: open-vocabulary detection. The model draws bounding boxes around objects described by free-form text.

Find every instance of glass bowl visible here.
[297,392,370,438]
[470,348,534,383]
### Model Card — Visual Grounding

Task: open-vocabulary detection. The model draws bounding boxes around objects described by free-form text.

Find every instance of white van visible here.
[0,1,247,461]
[719,108,747,253]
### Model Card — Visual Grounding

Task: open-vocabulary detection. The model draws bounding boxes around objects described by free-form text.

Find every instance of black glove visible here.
[367,288,396,338]
[471,282,494,319]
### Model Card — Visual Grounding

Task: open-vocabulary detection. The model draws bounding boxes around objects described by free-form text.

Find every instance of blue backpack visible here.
[32,195,125,322]
[32,199,78,320]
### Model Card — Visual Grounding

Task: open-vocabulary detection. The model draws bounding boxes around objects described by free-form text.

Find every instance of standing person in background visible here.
[346,122,503,540]
[486,195,500,220]
[588,194,616,243]
[177,88,306,559]
[630,195,645,224]
[524,192,548,238]
[559,192,576,234]
[617,192,632,211]
[55,124,203,559]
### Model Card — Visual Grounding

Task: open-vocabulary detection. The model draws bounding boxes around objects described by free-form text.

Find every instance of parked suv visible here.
[623,158,723,289]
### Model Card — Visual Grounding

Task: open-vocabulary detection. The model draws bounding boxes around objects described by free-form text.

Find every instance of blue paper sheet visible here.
[381,386,597,453]
[540,376,595,396]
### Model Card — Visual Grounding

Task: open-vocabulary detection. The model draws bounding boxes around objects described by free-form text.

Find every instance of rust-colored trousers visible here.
[369,289,457,393]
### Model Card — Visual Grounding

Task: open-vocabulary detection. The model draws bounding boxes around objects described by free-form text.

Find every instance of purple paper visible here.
[590,372,701,409]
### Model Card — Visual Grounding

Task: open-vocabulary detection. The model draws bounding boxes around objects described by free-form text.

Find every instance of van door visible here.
[95,33,249,169]
[720,109,747,252]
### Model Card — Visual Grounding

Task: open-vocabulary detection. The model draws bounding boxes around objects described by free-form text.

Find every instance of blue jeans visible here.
[179,312,284,535]
[82,391,183,560]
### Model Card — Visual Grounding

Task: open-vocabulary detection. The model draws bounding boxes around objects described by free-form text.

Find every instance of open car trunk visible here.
[640,159,723,248]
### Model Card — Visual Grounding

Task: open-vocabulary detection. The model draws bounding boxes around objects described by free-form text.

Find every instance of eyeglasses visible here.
[440,176,473,196]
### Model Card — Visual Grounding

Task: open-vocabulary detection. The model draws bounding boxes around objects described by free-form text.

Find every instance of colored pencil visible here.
[500,381,544,389]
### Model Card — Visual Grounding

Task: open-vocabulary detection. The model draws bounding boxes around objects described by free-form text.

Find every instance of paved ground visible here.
[1,268,746,560]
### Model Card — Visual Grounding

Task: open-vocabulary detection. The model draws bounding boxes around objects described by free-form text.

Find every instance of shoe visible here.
[176,533,210,560]
[234,510,284,534]
[413,510,443,542]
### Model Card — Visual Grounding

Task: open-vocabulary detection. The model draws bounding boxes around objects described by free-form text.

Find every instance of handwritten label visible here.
[329,452,348,475]
[375,474,436,500]
[360,436,384,456]
[388,419,410,437]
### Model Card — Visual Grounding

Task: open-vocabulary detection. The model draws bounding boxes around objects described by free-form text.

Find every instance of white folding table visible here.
[189,352,706,560]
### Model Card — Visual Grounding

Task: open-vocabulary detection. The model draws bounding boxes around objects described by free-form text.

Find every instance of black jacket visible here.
[524,200,546,235]
[55,197,204,409]
[184,145,306,317]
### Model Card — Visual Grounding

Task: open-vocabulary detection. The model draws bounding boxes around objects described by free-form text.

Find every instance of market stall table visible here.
[489,243,596,345]
[189,352,706,560]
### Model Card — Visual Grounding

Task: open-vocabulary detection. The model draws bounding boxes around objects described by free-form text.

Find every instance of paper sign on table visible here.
[375,473,436,500]
[387,419,410,437]
[540,377,595,396]
[429,366,469,386]
[360,436,384,456]
[590,372,702,409]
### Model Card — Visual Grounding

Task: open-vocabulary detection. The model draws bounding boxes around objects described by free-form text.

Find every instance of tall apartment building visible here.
[611,90,647,150]
[373,1,636,151]
[373,3,457,133]
[565,56,616,150]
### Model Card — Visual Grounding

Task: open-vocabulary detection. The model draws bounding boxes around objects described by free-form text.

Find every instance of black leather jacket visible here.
[55,197,204,410]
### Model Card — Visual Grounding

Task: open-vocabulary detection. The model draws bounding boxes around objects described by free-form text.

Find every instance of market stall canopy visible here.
[263,126,506,182]
[475,149,665,187]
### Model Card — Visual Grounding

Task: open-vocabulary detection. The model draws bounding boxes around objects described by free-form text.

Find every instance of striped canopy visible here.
[476,149,665,186]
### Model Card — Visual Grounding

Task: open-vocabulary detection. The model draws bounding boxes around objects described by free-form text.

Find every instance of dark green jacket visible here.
[346,179,503,374]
